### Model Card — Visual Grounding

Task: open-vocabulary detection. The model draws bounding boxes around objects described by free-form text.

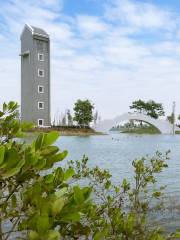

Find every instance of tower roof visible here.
[22,24,49,38]
[30,25,49,38]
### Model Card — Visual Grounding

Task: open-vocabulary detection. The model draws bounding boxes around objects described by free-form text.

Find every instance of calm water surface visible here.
[56,133,180,230]
[57,133,180,195]
[7,133,180,237]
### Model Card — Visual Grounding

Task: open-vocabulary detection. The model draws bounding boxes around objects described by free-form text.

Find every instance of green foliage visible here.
[0,102,93,240]
[167,113,175,124]
[21,121,35,132]
[67,152,175,240]
[0,101,21,141]
[146,100,165,119]
[130,99,165,119]
[130,99,146,114]
[0,101,35,139]
[119,122,161,134]
[73,99,94,127]
[0,102,178,240]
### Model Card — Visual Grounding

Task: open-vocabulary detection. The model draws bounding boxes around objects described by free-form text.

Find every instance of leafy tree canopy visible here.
[130,99,165,119]
[0,101,178,240]
[73,99,94,127]
[167,113,175,124]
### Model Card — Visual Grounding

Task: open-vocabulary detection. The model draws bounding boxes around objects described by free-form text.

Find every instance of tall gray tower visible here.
[20,24,51,127]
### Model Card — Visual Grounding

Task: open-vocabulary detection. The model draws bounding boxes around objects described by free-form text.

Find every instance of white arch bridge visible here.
[93,113,180,134]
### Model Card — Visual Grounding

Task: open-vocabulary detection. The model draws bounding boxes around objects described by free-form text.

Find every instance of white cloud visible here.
[0,0,180,120]
[76,15,108,36]
[105,0,176,30]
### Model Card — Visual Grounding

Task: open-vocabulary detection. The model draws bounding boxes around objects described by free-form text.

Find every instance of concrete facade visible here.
[21,24,50,126]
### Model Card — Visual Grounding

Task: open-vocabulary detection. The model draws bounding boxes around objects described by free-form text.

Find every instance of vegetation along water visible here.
[0,102,180,239]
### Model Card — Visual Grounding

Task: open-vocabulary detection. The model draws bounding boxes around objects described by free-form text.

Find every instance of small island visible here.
[26,126,104,136]
[22,99,104,136]
[111,123,160,134]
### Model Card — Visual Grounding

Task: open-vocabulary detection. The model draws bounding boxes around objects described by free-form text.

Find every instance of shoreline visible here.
[111,125,161,134]
[24,126,105,137]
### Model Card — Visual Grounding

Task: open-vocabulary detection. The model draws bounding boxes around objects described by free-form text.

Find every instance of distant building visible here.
[20,24,51,127]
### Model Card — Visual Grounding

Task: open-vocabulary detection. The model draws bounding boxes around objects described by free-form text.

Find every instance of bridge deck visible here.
[94,113,179,134]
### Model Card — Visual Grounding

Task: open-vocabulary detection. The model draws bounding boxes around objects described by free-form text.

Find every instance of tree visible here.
[129,99,146,114]
[93,110,98,125]
[0,101,177,240]
[130,99,165,119]
[67,109,73,126]
[129,99,146,126]
[68,152,173,240]
[73,99,94,127]
[146,100,165,119]
[167,113,175,124]
[0,102,94,240]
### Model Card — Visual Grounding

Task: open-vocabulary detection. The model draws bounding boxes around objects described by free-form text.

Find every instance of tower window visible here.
[38,102,44,109]
[38,119,44,126]
[38,53,44,61]
[38,85,44,93]
[38,69,44,77]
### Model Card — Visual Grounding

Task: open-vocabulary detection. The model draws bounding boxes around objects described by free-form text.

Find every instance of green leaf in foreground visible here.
[47,230,61,240]
[36,215,50,234]
[29,231,39,240]
[64,167,75,181]
[61,212,80,222]
[52,198,64,216]
[0,101,175,240]
[44,131,59,146]
[94,231,105,240]
[0,146,5,165]
[74,186,84,204]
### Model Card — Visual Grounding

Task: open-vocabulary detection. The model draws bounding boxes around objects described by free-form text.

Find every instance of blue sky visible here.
[1,0,180,120]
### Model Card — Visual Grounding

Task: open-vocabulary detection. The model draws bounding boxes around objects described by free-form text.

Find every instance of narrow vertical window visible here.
[38,85,44,93]
[38,102,44,109]
[38,69,44,77]
[38,119,44,126]
[38,53,44,61]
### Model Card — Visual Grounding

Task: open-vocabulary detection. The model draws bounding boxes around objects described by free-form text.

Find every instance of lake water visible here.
[57,133,180,193]
[56,132,180,231]
[6,132,180,238]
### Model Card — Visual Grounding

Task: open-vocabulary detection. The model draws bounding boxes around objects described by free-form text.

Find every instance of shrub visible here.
[67,153,174,240]
[0,102,178,239]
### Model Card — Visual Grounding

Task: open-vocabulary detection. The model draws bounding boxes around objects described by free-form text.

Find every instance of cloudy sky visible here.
[0,0,180,120]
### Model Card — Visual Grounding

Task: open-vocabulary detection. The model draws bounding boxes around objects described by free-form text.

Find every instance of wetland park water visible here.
[56,132,180,231]
[6,132,180,238]
[57,132,180,193]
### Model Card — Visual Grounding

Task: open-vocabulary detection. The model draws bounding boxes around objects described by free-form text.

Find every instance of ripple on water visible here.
[57,133,180,191]
[56,133,180,230]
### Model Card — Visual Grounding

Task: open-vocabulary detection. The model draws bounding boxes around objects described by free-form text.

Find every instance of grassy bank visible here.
[24,126,104,136]
[120,125,160,134]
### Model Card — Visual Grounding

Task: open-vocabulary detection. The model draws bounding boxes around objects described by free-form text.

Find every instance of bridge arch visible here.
[93,113,178,134]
